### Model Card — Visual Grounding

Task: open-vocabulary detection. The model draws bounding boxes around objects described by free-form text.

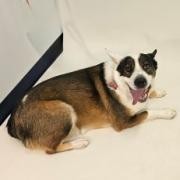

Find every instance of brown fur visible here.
[14,100,73,151]
[7,63,149,154]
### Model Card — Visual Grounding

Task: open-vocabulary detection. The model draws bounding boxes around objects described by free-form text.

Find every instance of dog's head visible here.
[106,50,158,105]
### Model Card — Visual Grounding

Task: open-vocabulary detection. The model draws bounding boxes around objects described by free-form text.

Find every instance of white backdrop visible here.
[0,0,61,101]
[0,0,180,180]
[1,0,180,100]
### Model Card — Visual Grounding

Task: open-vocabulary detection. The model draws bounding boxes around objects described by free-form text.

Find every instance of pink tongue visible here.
[130,89,146,105]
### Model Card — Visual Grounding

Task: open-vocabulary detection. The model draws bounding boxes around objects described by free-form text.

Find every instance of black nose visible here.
[134,75,147,89]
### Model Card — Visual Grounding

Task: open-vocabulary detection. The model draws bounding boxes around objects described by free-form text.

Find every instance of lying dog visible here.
[7,50,176,154]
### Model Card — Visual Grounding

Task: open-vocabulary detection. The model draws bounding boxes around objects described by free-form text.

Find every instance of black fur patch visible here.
[139,52,157,76]
[117,56,135,77]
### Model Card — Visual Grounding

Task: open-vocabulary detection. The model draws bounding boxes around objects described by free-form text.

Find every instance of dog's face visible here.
[116,50,157,104]
[106,50,157,105]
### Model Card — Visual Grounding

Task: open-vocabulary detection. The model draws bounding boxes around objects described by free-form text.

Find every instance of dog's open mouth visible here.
[129,86,151,105]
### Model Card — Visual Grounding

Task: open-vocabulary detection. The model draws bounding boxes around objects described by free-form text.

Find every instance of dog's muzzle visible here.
[134,75,147,89]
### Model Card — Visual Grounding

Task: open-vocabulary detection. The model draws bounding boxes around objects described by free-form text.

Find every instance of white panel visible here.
[0,0,61,101]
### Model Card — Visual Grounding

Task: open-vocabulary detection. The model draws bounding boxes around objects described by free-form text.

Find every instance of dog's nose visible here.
[134,75,147,89]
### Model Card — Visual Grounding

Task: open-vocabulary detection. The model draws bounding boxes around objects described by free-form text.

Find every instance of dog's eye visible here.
[117,57,135,77]
[143,63,150,69]
[125,64,131,72]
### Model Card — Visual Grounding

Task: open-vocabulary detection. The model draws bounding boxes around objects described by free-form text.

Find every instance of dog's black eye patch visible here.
[139,54,157,76]
[117,56,135,77]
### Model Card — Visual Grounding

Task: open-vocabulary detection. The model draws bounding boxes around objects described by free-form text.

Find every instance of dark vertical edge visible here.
[0,33,63,125]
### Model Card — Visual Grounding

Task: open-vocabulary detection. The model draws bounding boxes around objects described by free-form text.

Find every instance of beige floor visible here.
[0,57,180,180]
[0,0,180,180]
[0,70,180,180]
[0,58,180,180]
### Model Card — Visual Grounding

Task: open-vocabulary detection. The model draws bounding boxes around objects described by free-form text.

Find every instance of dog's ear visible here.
[105,48,120,64]
[151,49,158,70]
[150,49,157,59]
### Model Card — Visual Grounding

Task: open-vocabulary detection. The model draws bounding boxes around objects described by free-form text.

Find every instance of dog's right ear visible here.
[105,48,120,64]
[150,49,158,70]
[150,49,157,59]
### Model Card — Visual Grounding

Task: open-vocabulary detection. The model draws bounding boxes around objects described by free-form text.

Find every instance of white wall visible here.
[0,0,61,101]
[1,0,180,101]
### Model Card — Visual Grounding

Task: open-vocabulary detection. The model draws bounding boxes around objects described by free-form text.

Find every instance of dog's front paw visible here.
[150,90,167,98]
[162,109,177,119]
[156,90,167,98]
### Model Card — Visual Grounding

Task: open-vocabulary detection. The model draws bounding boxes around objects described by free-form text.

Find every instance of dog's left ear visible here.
[150,49,157,59]
[105,48,120,64]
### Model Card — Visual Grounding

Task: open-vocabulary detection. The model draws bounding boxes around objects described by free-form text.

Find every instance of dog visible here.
[7,49,176,154]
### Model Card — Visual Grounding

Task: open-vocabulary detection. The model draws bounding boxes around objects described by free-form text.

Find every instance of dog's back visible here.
[6,63,114,153]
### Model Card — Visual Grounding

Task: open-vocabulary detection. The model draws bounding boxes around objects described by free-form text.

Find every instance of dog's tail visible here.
[6,115,18,139]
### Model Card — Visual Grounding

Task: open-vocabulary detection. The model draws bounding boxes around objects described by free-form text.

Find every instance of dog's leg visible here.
[125,111,148,128]
[55,138,89,153]
[146,109,176,121]
[149,89,167,98]
[125,108,176,129]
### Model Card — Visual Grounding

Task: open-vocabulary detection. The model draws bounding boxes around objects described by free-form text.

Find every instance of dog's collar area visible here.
[108,81,118,90]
